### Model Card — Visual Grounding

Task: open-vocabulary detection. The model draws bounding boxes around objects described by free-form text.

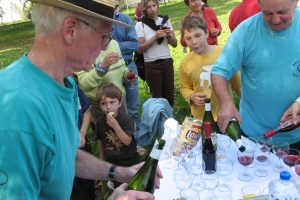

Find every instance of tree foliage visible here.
[0,0,5,21]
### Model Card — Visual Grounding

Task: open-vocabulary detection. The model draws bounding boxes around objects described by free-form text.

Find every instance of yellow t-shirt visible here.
[179,46,241,121]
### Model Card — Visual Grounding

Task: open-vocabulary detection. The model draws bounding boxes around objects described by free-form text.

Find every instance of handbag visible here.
[134,51,145,81]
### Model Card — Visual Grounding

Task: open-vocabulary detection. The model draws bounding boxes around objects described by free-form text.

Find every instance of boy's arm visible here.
[80,108,91,138]
[98,140,104,160]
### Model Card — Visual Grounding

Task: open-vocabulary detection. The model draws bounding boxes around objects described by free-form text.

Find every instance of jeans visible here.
[123,61,140,135]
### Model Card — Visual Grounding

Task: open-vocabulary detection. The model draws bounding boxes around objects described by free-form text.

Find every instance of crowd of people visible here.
[0,0,300,199]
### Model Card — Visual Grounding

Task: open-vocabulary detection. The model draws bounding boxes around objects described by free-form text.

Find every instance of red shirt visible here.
[180,7,222,46]
[229,0,261,32]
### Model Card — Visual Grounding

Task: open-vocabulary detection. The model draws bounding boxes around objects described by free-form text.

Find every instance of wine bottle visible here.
[226,118,245,152]
[201,98,217,149]
[127,138,165,194]
[264,115,300,139]
[202,122,216,171]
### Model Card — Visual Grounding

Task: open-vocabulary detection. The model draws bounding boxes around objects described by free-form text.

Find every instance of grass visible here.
[0,0,241,199]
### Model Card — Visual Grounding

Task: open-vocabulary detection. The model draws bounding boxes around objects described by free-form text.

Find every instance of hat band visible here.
[63,0,114,19]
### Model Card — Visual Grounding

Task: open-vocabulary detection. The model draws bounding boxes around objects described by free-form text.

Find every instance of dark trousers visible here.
[144,58,174,107]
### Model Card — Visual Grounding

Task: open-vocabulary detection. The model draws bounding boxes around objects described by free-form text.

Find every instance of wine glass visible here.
[174,170,194,198]
[126,69,136,89]
[254,138,271,177]
[237,149,254,181]
[272,141,289,172]
[283,148,300,173]
[240,185,261,199]
[189,159,205,191]
[257,136,273,166]
[217,134,231,156]
[295,159,300,183]
[180,188,200,200]
[163,145,177,169]
[216,157,233,189]
[213,186,232,200]
[242,137,258,168]
[201,170,219,200]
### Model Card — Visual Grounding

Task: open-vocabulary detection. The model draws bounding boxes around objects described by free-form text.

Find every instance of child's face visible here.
[99,97,122,116]
[183,27,209,54]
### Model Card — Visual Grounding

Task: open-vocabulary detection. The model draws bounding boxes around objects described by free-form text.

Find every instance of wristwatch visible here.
[95,62,109,73]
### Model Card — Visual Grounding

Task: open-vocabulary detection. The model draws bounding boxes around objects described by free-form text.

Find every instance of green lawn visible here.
[0,0,241,199]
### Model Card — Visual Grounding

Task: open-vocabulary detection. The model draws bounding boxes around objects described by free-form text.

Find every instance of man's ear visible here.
[62,17,78,44]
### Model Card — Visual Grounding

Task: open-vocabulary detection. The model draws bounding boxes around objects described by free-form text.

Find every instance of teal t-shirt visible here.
[211,9,300,144]
[0,55,79,199]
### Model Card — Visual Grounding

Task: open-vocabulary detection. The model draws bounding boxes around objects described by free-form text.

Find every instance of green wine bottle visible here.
[127,138,166,194]
[226,118,245,152]
[201,98,217,149]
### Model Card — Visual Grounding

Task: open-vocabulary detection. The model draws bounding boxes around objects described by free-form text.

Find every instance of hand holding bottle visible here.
[108,183,155,200]
[217,100,241,133]
[280,99,300,125]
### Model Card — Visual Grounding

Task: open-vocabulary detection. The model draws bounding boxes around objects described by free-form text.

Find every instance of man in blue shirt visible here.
[113,3,140,137]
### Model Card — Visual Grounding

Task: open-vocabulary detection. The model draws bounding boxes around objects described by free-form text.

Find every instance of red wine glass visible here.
[126,69,136,89]
[254,143,270,177]
[272,141,289,173]
[283,148,300,173]
[295,159,300,182]
[237,149,254,181]
[242,137,258,168]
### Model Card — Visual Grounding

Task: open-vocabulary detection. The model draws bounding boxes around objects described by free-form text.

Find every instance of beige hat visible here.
[30,0,131,28]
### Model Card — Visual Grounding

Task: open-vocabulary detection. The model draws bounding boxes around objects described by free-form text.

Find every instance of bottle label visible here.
[150,148,162,160]
[211,131,217,146]
[236,139,243,148]
[205,103,211,111]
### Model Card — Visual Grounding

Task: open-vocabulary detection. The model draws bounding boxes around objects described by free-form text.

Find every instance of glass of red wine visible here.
[272,141,289,173]
[237,149,254,181]
[283,148,300,173]
[254,142,271,177]
[126,69,135,89]
[295,159,300,181]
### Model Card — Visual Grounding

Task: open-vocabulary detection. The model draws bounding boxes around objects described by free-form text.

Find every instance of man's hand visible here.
[108,183,155,200]
[217,101,241,133]
[280,101,300,125]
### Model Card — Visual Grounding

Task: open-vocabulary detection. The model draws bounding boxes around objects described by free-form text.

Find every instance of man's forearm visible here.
[211,74,233,105]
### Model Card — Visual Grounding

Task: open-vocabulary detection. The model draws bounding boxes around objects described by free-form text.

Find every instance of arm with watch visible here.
[75,149,163,199]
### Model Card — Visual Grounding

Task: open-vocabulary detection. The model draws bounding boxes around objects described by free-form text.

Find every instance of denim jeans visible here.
[123,61,140,135]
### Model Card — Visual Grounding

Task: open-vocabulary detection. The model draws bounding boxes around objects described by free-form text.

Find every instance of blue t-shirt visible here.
[0,55,79,199]
[211,9,300,144]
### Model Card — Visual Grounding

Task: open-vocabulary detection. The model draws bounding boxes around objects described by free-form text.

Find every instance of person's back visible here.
[229,0,261,32]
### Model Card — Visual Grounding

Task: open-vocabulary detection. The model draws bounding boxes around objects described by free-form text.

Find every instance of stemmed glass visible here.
[201,170,219,200]
[254,136,272,177]
[283,148,300,174]
[174,169,194,198]
[237,149,254,181]
[242,137,258,168]
[216,157,233,189]
[295,159,300,183]
[163,145,177,169]
[217,134,231,156]
[272,141,289,172]
[126,69,136,89]
[189,159,205,191]
[240,185,261,199]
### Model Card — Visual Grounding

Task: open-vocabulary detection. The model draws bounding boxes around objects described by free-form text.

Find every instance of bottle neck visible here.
[205,102,211,111]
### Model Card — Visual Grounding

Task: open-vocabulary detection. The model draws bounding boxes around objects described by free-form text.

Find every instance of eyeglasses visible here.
[76,18,113,47]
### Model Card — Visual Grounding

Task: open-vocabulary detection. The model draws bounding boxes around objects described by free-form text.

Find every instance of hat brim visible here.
[30,0,132,28]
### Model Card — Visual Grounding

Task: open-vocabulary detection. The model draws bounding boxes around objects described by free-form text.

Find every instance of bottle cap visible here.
[264,129,276,138]
[280,171,291,180]
[204,122,211,137]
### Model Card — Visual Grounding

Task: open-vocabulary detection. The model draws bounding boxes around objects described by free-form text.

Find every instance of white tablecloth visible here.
[154,136,299,200]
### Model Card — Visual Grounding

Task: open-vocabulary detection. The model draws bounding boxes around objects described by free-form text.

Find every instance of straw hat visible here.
[30,0,131,28]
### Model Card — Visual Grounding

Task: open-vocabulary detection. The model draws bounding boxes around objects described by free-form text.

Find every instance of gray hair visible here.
[31,3,101,36]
